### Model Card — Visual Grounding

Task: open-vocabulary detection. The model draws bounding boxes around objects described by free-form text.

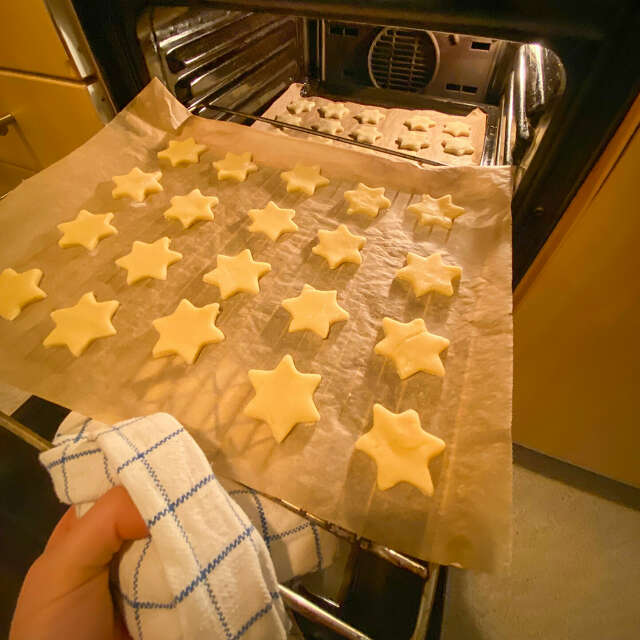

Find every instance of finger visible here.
[44,506,78,551]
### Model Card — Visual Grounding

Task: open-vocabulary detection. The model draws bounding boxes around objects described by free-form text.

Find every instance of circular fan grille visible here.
[368,27,439,92]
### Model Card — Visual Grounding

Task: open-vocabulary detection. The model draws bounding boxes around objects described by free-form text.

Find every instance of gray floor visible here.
[441,446,640,640]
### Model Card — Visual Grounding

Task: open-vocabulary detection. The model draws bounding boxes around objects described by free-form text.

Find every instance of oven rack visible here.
[1,409,439,640]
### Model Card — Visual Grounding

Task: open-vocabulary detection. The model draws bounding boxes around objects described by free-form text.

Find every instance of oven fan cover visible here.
[368,26,440,92]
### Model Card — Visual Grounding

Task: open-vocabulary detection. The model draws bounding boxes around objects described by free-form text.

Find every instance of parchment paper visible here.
[0,79,512,571]
[253,82,487,166]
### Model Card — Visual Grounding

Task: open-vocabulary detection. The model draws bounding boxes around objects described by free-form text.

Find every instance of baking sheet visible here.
[0,79,512,570]
[253,82,487,166]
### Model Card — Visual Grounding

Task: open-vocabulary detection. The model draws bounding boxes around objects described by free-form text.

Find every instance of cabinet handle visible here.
[0,113,16,136]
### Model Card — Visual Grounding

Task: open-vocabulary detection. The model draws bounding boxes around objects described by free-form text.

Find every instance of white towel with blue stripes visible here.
[40,412,337,640]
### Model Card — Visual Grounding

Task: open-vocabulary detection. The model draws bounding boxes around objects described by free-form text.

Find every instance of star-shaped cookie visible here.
[275,112,302,126]
[318,102,349,119]
[355,403,445,495]
[112,168,163,202]
[152,299,224,364]
[350,125,381,144]
[396,253,462,298]
[441,137,474,156]
[212,151,258,182]
[404,115,436,131]
[344,183,391,217]
[374,317,449,379]
[244,354,321,443]
[397,131,430,151]
[311,119,344,135]
[248,201,298,241]
[287,99,315,114]
[282,284,349,338]
[157,137,207,166]
[203,249,270,300]
[43,291,118,356]
[163,189,219,229]
[312,224,366,269]
[442,121,471,137]
[0,268,46,321]
[57,210,117,251]
[356,109,385,125]
[280,164,330,196]
[115,237,182,285]
[407,194,465,229]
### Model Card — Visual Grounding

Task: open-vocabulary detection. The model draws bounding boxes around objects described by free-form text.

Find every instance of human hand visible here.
[10,486,149,640]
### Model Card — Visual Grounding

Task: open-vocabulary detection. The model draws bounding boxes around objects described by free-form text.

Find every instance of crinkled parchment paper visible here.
[0,79,512,570]
[253,82,486,166]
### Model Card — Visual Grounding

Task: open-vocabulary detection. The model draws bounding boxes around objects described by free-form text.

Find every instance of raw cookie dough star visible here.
[244,354,321,443]
[115,237,182,285]
[311,119,344,135]
[344,183,391,217]
[152,299,224,364]
[0,268,46,321]
[355,403,445,496]
[397,131,430,151]
[163,189,219,229]
[212,151,258,182]
[275,112,302,126]
[248,201,298,241]
[287,99,315,114]
[312,224,366,269]
[441,137,474,156]
[374,317,449,379]
[157,137,207,166]
[282,284,349,338]
[350,125,382,144]
[42,291,118,356]
[356,108,385,125]
[442,121,471,137]
[57,210,117,250]
[404,115,436,131]
[396,252,462,298]
[112,168,163,202]
[203,249,270,300]
[318,102,349,119]
[407,194,465,229]
[280,164,330,196]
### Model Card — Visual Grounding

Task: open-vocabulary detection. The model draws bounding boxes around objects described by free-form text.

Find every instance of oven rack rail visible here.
[1,409,438,640]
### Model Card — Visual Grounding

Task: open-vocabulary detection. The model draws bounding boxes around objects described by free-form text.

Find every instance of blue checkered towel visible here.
[40,412,336,639]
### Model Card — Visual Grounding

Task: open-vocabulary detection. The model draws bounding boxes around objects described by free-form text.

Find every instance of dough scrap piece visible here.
[350,125,382,144]
[42,291,118,357]
[112,168,163,202]
[57,210,117,250]
[157,137,207,166]
[374,317,449,379]
[248,201,298,241]
[404,115,436,131]
[355,403,445,496]
[275,112,302,126]
[152,299,224,364]
[212,151,258,182]
[356,108,385,125]
[244,354,321,443]
[344,183,391,218]
[311,119,344,135]
[397,131,430,151]
[280,164,330,196]
[442,121,471,137]
[318,102,349,119]
[0,268,46,321]
[203,249,270,300]
[312,224,366,269]
[441,137,474,156]
[163,189,219,229]
[115,237,182,285]
[282,284,349,338]
[407,194,464,229]
[396,252,462,297]
[287,99,315,114]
